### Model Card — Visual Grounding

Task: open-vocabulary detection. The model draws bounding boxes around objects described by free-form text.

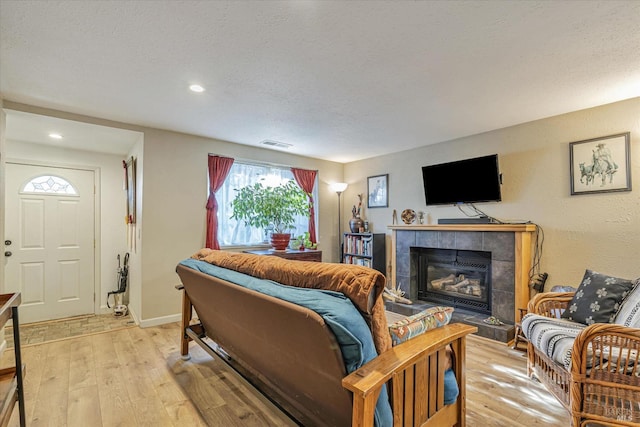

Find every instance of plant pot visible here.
[349,217,364,233]
[270,233,291,251]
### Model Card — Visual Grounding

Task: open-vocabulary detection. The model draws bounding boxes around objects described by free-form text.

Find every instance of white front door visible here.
[4,163,95,324]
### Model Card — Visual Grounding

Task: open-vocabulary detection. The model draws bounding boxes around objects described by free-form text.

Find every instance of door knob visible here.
[4,251,11,257]
[4,240,11,246]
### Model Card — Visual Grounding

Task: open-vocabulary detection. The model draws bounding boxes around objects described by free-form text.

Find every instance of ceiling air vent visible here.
[260,139,292,149]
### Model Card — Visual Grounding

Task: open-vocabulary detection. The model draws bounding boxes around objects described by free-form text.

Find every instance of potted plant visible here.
[231,180,310,250]
[291,232,317,250]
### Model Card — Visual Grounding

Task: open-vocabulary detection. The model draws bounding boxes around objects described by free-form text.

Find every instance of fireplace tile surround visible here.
[389,224,536,342]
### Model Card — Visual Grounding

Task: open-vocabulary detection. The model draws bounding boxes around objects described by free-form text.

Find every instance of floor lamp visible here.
[331,183,348,261]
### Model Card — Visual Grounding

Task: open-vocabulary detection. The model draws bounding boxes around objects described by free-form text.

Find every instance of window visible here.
[216,161,318,247]
[21,175,78,195]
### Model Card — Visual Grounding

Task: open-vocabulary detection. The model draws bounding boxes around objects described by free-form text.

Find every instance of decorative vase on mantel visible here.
[349,216,365,233]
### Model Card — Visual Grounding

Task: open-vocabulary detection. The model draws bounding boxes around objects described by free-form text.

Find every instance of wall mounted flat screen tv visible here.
[421,154,502,206]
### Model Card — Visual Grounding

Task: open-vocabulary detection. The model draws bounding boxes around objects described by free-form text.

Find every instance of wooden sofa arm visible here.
[342,323,477,427]
[527,291,574,318]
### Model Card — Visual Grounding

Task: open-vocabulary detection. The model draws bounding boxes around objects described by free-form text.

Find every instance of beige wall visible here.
[344,97,640,289]
[4,97,638,324]
[1,101,345,324]
[138,128,343,322]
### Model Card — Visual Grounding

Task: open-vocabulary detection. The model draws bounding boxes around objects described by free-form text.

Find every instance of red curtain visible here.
[291,167,317,243]
[206,155,235,249]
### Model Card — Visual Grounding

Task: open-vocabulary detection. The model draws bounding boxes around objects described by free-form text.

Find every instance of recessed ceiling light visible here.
[49,133,63,139]
[189,84,205,93]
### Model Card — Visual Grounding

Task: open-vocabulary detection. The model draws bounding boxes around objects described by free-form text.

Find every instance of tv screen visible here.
[421,154,502,206]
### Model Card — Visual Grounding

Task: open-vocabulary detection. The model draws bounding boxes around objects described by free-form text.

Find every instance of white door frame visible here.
[4,158,101,317]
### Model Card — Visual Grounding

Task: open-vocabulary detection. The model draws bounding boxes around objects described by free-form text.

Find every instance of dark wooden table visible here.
[244,249,322,262]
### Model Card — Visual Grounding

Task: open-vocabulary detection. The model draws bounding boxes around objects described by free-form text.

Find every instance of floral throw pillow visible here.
[561,270,637,325]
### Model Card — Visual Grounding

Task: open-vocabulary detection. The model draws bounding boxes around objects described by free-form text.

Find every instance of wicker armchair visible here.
[526,292,640,427]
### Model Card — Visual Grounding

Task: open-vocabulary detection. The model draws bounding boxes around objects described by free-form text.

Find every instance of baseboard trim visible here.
[128,307,140,325]
[139,313,181,328]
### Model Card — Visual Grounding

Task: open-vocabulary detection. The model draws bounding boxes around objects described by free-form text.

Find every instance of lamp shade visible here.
[331,182,348,193]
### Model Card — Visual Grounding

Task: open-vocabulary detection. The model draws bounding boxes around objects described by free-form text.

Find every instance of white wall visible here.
[5,140,129,311]
[344,97,640,289]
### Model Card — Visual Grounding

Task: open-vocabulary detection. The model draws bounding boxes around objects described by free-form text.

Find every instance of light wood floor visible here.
[3,322,570,426]
[5,312,135,347]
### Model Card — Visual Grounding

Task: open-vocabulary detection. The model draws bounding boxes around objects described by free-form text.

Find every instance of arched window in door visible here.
[21,175,78,195]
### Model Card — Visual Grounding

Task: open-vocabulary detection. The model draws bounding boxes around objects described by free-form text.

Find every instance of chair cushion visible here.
[561,270,637,325]
[522,313,587,369]
[614,278,640,328]
[388,306,454,346]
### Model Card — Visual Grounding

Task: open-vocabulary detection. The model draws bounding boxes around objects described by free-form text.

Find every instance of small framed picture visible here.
[569,132,631,195]
[367,174,389,208]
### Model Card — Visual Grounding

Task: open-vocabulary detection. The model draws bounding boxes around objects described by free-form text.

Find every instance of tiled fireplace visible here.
[389,224,536,342]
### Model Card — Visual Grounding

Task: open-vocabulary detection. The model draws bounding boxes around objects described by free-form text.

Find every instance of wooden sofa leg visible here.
[526,342,535,378]
[178,285,192,360]
[351,389,379,427]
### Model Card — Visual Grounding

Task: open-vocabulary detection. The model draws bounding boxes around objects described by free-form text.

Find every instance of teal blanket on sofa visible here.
[179,258,393,427]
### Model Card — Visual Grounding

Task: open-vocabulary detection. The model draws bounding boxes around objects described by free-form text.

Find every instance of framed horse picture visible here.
[367,174,389,208]
[570,132,631,195]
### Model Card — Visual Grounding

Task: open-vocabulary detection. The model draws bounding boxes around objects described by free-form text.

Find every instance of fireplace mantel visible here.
[389,224,536,324]
[389,224,536,233]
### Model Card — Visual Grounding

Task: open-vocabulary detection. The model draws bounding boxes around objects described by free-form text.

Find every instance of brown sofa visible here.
[176,251,476,426]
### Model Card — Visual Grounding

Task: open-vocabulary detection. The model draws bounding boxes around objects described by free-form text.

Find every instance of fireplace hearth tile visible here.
[395,274,411,299]
[385,300,515,343]
[439,232,456,248]
[454,231,483,250]
[396,231,416,277]
[491,289,516,324]
[482,232,514,262]
[416,231,438,248]
[393,226,533,343]
[397,254,410,278]
[491,260,515,292]
[397,230,417,246]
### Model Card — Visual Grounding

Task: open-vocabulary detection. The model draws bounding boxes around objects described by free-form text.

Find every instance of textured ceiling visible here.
[4,110,142,156]
[1,1,639,162]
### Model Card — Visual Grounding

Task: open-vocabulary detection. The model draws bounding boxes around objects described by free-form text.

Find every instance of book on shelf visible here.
[343,255,372,268]
[341,232,385,275]
[343,233,373,256]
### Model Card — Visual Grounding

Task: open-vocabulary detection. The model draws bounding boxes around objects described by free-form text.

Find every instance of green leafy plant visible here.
[291,231,317,249]
[302,231,317,249]
[231,180,310,234]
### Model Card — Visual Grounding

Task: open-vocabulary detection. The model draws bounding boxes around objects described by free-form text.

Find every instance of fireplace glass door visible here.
[415,247,492,315]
